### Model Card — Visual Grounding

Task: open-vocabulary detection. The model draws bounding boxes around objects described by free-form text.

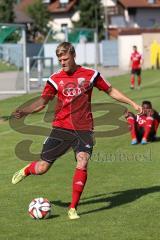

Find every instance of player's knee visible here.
[127,112,135,119]
[146,116,154,121]
[76,152,90,169]
[37,161,51,174]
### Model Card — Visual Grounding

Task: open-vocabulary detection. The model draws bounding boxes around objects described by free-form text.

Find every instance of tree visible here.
[0,0,16,23]
[0,0,21,43]
[73,0,105,41]
[27,0,50,42]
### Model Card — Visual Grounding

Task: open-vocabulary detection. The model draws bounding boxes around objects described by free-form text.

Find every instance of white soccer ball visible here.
[28,197,52,219]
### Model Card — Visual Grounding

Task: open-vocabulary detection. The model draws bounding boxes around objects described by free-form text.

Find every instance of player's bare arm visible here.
[129,59,132,69]
[140,58,144,68]
[108,87,142,113]
[12,96,49,119]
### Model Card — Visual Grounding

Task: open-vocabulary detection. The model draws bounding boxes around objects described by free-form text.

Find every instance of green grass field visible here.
[0,69,160,240]
[0,61,18,72]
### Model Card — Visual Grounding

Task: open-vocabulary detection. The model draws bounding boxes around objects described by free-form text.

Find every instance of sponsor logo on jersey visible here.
[62,87,82,97]
[77,77,86,86]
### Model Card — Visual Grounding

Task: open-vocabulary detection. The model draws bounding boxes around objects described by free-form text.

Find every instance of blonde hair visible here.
[56,42,75,57]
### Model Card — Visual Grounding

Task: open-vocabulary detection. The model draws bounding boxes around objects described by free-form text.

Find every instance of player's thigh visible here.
[131,69,136,75]
[72,131,94,167]
[41,128,73,163]
[136,68,141,76]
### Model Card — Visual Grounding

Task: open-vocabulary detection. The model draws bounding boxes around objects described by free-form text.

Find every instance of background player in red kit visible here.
[130,45,143,89]
[12,42,142,220]
[125,100,160,145]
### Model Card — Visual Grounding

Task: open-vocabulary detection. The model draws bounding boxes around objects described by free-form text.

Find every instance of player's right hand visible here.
[132,103,143,115]
[12,109,26,119]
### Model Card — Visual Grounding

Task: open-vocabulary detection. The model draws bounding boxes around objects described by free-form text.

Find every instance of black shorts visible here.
[131,68,141,76]
[41,127,94,163]
[136,127,156,142]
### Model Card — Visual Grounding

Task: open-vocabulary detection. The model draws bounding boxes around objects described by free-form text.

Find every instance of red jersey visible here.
[136,115,148,127]
[136,112,159,129]
[130,51,142,69]
[41,66,111,130]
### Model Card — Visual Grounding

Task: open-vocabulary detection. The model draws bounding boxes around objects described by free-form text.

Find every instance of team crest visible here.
[77,78,86,86]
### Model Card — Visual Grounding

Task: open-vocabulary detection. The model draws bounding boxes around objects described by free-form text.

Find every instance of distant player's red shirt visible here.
[130,51,142,69]
[136,113,159,132]
[41,66,111,130]
[136,115,149,127]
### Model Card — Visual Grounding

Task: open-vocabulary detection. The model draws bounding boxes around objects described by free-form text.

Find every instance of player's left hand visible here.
[124,109,129,118]
[12,109,26,119]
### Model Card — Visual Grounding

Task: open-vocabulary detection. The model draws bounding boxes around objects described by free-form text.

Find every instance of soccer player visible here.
[12,42,142,220]
[129,45,143,89]
[125,100,160,145]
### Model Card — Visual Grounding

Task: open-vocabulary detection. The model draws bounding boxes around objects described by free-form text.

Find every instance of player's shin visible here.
[127,117,137,143]
[142,117,154,141]
[69,168,87,209]
[130,75,135,88]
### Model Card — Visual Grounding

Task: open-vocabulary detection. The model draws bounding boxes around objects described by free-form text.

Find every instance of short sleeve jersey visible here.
[136,115,148,127]
[41,66,111,130]
[136,111,160,128]
[130,51,142,69]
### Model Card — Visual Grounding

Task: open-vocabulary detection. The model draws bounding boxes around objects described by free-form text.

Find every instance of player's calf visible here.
[12,160,51,184]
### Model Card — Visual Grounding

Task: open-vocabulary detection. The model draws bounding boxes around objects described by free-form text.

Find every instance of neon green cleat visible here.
[12,166,28,184]
[68,208,80,220]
